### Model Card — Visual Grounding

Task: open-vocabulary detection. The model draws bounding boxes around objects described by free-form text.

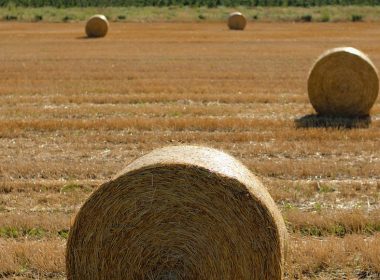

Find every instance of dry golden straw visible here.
[66,145,287,280]
[308,47,379,117]
[85,15,109,38]
[228,12,247,30]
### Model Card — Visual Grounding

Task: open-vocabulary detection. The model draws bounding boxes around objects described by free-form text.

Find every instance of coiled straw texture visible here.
[228,12,247,30]
[85,15,109,38]
[308,47,379,117]
[66,145,287,280]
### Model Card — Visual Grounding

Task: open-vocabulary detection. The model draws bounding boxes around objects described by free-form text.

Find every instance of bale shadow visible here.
[295,114,371,129]
[76,36,90,40]
[76,36,102,40]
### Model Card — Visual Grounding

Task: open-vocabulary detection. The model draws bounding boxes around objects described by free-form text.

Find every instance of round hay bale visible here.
[66,145,287,280]
[308,47,379,117]
[85,14,109,38]
[228,12,247,30]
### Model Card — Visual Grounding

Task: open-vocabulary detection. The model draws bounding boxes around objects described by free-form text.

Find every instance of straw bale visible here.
[85,15,109,38]
[66,145,287,279]
[308,47,379,117]
[228,12,247,30]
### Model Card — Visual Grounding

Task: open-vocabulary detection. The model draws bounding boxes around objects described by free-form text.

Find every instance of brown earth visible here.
[0,21,379,279]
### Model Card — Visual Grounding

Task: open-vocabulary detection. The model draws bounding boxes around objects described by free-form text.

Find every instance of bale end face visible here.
[228,12,247,30]
[66,146,287,280]
[85,15,109,38]
[308,47,379,117]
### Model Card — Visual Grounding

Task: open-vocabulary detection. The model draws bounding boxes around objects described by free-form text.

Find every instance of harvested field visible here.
[0,21,379,279]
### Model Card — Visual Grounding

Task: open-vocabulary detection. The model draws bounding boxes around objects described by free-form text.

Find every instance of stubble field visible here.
[0,21,379,279]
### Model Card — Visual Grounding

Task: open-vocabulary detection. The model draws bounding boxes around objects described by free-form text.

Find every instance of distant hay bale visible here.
[66,145,287,280]
[228,12,247,30]
[85,15,109,38]
[308,47,379,117]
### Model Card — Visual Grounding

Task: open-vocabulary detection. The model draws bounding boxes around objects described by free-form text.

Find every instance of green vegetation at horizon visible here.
[1,0,380,7]
[0,5,379,22]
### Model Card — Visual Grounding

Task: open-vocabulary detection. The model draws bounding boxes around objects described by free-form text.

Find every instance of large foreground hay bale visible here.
[228,12,247,30]
[308,47,379,117]
[85,15,109,38]
[67,145,287,280]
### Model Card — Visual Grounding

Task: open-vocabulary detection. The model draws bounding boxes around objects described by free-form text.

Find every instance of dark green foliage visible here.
[3,14,17,20]
[58,229,70,239]
[0,227,46,238]
[300,14,312,21]
[34,14,43,20]
[1,0,380,7]
[351,13,363,21]
[62,15,73,21]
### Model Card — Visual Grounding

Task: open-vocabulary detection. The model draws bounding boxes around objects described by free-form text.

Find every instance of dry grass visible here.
[285,209,380,236]
[288,234,380,278]
[0,239,65,278]
[2,235,380,279]
[0,21,379,279]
